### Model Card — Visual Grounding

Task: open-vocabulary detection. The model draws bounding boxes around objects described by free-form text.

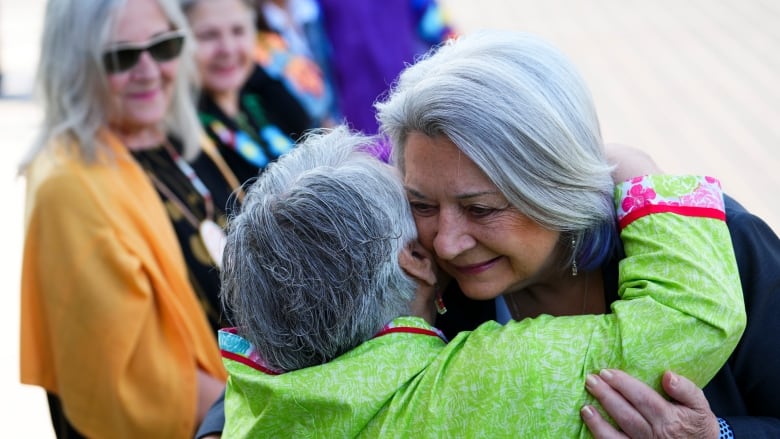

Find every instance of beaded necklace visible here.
[145,141,227,268]
[203,94,294,168]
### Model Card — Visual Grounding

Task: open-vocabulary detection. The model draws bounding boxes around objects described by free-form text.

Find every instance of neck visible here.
[213,90,240,118]
[111,125,166,151]
[504,270,605,320]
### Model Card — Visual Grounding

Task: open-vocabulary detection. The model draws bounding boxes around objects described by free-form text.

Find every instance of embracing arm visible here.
[448,175,745,437]
[584,198,780,438]
[602,175,745,386]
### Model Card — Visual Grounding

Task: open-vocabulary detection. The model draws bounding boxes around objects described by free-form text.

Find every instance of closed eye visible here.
[409,202,437,217]
[466,205,499,218]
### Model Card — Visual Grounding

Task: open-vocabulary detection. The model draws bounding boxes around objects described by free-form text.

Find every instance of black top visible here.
[242,64,313,138]
[131,138,236,333]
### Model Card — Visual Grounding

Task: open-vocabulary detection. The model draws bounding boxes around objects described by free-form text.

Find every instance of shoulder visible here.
[723,194,780,259]
[25,145,145,228]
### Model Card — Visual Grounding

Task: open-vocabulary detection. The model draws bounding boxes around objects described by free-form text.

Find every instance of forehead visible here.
[110,0,171,43]
[189,0,253,20]
[402,132,500,197]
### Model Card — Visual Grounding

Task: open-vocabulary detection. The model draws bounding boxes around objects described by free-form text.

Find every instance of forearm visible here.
[612,175,746,386]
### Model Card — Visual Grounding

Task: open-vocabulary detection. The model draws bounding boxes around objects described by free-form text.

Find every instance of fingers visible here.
[580,405,629,439]
[661,370,710,412]
[597,369,672,419]
[585,371,652,435]
[585,369,720,439]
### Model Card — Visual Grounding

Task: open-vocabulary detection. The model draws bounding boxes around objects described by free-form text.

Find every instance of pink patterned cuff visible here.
[615,175,726,229]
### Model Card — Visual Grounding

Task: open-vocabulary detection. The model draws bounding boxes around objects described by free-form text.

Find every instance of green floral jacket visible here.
[221,175,746,438]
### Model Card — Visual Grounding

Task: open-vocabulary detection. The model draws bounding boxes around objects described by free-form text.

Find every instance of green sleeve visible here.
[432,175,746,437]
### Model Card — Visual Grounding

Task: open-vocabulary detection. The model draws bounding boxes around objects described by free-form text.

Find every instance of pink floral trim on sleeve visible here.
[615,175,726,229]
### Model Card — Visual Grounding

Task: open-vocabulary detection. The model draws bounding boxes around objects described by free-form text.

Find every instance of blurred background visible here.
[1,0,777,436]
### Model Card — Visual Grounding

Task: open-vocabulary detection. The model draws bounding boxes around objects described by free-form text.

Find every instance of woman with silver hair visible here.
[377,30,780,437]
[218,126,744,437]
[19,0,236,436]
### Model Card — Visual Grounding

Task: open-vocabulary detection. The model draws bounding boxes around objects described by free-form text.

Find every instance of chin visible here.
[458,283,503,302]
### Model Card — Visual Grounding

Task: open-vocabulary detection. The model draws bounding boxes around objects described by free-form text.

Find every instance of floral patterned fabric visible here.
[221,175,745,438]
[616,175,726,228]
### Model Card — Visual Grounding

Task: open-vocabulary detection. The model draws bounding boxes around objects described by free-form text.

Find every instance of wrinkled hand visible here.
[581,369,719,439]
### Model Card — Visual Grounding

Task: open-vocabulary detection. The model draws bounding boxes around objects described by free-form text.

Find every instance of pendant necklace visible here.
[147,141,227,269]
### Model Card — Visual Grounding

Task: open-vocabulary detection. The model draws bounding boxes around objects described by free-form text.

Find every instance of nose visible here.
[432,209,476,261]
[132,51,161,78]
[216,34,236,54]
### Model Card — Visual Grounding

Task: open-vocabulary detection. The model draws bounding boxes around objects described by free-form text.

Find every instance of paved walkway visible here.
[1,0,777,436]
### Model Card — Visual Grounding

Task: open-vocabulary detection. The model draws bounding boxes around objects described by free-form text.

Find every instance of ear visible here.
[398,241,437,287]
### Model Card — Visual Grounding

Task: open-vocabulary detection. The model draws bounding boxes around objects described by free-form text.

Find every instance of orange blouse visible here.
[20,132,226,438]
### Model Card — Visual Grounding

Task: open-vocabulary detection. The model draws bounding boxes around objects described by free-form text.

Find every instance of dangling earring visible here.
[435,288,448,315]
[571,237,578,277]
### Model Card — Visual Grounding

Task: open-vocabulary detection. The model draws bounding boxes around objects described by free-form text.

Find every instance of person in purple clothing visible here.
[317,0,454,134]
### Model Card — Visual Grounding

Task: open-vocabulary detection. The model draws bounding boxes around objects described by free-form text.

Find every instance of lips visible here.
[210,62,245,76]
[127,89,160,100]
[451,256,502,275]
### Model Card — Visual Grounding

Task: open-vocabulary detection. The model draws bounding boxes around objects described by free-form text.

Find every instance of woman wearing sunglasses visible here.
[19,0,232,437]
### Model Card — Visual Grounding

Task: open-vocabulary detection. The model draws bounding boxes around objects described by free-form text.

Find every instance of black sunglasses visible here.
[103,31,185,74]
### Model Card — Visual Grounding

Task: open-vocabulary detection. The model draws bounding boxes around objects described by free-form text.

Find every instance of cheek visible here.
[413,216,437,252]
[238,35,255,61]
[107,74,128,96]
[514,227,560,267]
[196,42,216,70]
[159,60,180,86]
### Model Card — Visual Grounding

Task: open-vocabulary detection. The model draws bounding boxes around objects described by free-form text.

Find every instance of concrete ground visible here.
[1,0,777,436]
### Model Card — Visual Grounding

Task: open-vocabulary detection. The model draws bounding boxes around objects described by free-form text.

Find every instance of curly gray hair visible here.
[221,127,418,371]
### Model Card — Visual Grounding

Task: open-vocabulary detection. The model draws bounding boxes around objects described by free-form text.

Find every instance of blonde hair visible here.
[20,0,203,173]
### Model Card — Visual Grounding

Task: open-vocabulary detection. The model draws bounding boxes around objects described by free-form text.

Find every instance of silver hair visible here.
[19,0,202,172]
[221,126,418,371]
[179,0,257,17]
[376,30,618,271]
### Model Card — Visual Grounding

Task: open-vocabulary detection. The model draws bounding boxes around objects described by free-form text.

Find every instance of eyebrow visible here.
[404,186,501,201]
